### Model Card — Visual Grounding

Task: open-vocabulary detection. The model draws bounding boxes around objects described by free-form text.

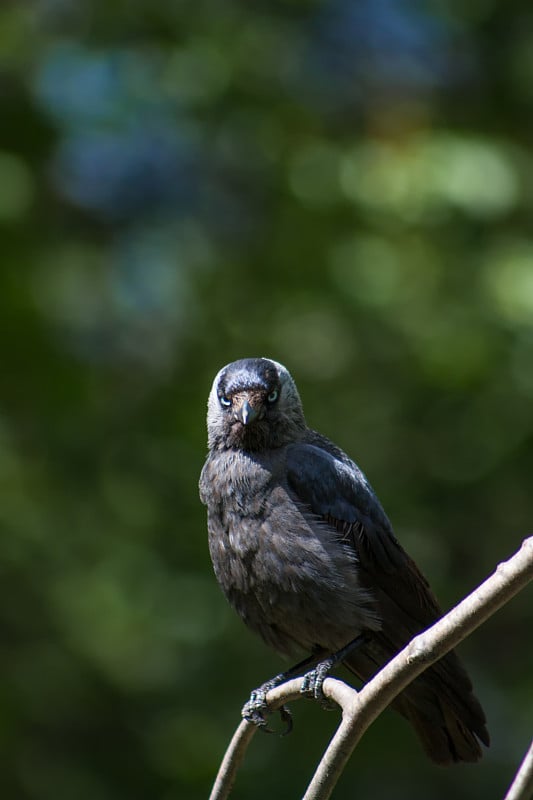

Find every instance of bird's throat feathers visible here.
[209,415,302,453]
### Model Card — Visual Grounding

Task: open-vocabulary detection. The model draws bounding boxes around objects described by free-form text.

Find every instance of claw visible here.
[300,661,335,710]
[278,704,293,735]
[242,689,272,731]
[242,686,293,735]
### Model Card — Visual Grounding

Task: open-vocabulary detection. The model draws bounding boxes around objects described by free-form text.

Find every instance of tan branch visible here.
[209,536,533,800]
[504,738,533,800]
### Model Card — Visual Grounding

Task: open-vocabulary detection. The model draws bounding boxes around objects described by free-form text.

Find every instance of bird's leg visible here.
[242,649,328,735]
[300,632,371,709]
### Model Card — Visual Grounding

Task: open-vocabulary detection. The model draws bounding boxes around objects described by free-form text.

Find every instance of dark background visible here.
[1,1,532,798]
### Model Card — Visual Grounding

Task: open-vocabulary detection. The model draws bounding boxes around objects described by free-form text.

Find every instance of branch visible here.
[304,536,533,800]
[504,739,533,800]
[209,537,533,800]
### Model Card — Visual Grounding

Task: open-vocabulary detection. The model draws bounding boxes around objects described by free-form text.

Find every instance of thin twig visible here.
[209,678,356,800]
[504,739,533,800]
[209,679,302,800]
[209,537,533,800]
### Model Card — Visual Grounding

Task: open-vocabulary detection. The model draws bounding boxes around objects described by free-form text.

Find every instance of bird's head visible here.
[206,357,306,451]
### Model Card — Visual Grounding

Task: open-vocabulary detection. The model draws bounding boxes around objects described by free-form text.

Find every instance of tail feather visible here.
[344,637,489,765]
[395,695,484,765]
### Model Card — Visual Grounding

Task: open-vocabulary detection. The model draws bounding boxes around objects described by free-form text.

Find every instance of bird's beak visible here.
[233,394,261,425]
[238,399,259,425]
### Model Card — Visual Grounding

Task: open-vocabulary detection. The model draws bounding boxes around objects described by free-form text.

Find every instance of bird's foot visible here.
[242,682,293,736]
[301,633,370,710]
[300,658,336,710]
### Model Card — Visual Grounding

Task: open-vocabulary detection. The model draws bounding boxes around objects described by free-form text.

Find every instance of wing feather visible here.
[286,440,442,624]
[286,439,489,762]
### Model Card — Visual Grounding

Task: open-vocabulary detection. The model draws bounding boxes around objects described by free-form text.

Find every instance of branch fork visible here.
[210,537,533,800]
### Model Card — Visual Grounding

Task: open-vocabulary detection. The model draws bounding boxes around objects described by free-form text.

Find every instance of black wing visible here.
[286,440,443,626]
[286,439,489,764]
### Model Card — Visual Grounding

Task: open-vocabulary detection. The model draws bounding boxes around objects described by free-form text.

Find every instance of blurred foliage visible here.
[1,0,532,798]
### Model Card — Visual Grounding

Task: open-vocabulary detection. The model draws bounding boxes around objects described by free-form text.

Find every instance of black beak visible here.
[236,399,259,425]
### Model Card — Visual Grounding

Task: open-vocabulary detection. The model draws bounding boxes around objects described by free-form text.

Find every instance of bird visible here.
[199,357,489,765]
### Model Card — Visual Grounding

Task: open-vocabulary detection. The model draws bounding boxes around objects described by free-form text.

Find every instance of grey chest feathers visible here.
[200,449,380,657]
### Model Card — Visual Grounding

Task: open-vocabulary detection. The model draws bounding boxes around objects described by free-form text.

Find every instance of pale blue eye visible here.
[267,389,279,404]
[219,395,231,408]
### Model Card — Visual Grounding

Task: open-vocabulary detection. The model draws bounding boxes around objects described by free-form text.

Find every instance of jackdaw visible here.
[199,357,489,765]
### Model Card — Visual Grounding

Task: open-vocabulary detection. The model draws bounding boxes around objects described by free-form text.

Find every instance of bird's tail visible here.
[344,638,489,766]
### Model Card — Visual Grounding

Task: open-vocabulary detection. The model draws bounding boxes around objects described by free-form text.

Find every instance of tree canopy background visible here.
[1,1,532,798]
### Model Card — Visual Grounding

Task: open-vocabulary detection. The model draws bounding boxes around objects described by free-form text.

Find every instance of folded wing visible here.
[286,439,489,764]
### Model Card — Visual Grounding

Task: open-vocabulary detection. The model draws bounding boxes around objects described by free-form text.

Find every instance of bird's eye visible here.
[219,395,232,409]
[266,389,279,404]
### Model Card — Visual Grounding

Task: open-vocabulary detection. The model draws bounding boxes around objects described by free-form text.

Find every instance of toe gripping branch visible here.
[241,681,294,735]
[241,633,370,734]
